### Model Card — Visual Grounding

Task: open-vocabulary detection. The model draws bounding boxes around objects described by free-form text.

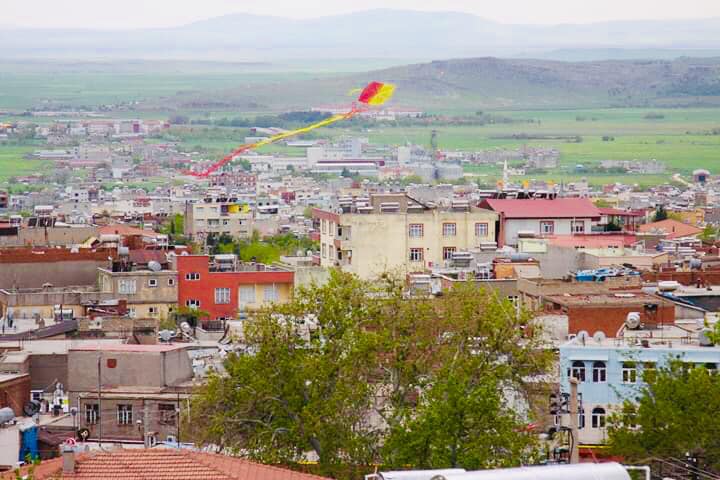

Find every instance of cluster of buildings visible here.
[3,114,720,473]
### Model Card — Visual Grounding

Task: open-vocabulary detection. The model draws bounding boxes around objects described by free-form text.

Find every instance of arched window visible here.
[578,407,585,429]
[591,407,606,429]
[592,361,607,383]
[571,361,586,382]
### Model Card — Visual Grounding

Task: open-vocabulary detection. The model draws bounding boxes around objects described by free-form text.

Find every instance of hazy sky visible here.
[3,0,719,29]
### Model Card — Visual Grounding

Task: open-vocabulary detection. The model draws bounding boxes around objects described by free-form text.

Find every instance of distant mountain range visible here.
[2,10,720,61]
[138,56,720,112]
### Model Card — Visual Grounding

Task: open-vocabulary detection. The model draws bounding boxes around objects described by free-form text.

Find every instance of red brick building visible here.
[544,293,675,337]
[0,373,31,416]
[175,255,294,323]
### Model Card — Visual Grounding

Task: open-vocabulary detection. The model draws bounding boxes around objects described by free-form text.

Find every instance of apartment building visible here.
[184,196,254,240]
[175,254,294,323]
[97,265,178,320]
[313,193,498,280]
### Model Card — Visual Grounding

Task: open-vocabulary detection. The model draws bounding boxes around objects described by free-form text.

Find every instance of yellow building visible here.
[314,193,498,279]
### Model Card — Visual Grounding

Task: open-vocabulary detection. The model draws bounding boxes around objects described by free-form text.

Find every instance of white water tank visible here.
[625,312,642,330]
[0,407,15,424]
[429,463,630,480]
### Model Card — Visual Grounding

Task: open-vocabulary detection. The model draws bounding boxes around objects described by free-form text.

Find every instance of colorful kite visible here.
[186,81,396,178]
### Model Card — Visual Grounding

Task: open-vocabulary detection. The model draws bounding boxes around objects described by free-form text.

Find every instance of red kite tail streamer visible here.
[185,82,396,178]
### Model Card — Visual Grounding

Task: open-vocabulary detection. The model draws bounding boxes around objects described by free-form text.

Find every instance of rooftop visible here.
[480,198,601,219]
[638,219,702,239]
[69,343,188,353]
[546,292,668,307]
[3,448,332,480]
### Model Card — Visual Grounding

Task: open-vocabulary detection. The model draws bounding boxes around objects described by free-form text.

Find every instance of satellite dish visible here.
[23,400,41,417]
[180,322,191,333]
[593,331,607,344]
[147,261,162,272]
[626,312,642,330]
[576,331,590,342]
[158,330,174,342]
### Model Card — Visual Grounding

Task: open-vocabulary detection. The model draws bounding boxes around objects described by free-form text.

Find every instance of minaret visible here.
[503,159,509,187]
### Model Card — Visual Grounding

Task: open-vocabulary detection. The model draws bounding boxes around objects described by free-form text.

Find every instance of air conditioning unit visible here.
[88,318,103,330]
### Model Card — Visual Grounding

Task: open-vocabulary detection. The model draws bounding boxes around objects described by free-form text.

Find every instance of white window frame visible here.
[168,278,176,286]
[264,284,279,303]
[591,407,606,429]
[148,279,158,288]
[409,248,423,262]
[239,285,256,305]
[570,361,586,382]
[571,220,585,234]
[185,273,200,281]
[442,246,456,260]
[215,287,231,305]
[117,404,133,425]
[185,299,201,309]
[622,362,637,384]
[408,223,424,238]
[592,361,607,383]
[118,279,137,294]
[442,223,457,237]
[475,222,489,237]
[85,403,99,425]
[148,306,158,316]
[540,221,555,234]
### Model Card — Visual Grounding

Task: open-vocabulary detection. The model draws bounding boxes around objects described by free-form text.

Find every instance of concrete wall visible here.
[0,226,97,248]
[68,348,192,395]
[566,304,675,337]
[97,269,177,319]
[0,260,109,290]
[29,354,68,391]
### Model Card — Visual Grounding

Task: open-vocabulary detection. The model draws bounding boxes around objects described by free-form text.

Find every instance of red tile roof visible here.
[481,198,601,219]
[638,219,703,239]
[5,449,333,480]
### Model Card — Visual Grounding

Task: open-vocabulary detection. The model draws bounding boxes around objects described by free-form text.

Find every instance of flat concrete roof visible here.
[69,343,188,353]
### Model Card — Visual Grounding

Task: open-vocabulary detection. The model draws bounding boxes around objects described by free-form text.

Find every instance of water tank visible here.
[99,234,120,243]
[379,470,466,480]
[118,246,130,257]
[510,253,532,262]
[0,407,15,424]
[429,463,630,480]
[625,312,642,330]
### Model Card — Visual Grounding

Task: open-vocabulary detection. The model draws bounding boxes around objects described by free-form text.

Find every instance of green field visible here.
[0,146,50,182]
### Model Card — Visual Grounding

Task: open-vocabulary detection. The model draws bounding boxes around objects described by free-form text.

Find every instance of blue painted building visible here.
[558,325,720,444]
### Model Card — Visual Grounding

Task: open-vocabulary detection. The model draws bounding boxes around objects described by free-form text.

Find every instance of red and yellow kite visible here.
[187,81,396,178]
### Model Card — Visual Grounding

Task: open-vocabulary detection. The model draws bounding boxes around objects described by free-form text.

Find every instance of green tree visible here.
[700,225,718,243]
[653,204,668,222]
[186,273,550,476]
[608,361,720,472]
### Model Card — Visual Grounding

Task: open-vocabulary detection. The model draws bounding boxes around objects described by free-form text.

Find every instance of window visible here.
[540,221,555,234]
[591,407,606,429]
[622,362,637,384]
[185,273,200,281]
[409,224,424,238]
[578,407,585,429]
[31,391,42,402]
[475,222,489,237]
[571,220,585,234]
[592,361,607,383]
[215,288,231,305]
[321,243,327,258]
[185,299,200,309]
[409,248,424,262]
[117,404,133,425]
[148,307,158,316]
[128,307,136,318]
[159,403,177,425]
[705,363,718,375]
[239,286,256,304]
[442,223,457,237]
[264,285,279,302]
[85,403,99,425]
[570,361,586,382]
[168,278,176,287]
[148,279,158,288]
[443,247,456,260]
[118,279,136,294]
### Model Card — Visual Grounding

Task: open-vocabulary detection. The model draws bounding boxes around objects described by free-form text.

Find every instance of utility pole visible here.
[569,378,580,464]
[143,401,150,448]
[97,353,102,447]
[176,392,180,447]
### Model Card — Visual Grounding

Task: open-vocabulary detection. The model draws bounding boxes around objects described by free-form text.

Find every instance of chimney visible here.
[62,445,75,474]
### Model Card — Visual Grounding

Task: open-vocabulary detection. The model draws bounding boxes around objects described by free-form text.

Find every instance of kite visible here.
[186,81,396,178]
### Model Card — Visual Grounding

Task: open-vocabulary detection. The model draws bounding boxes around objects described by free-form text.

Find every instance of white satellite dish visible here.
[593,331,607,344]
